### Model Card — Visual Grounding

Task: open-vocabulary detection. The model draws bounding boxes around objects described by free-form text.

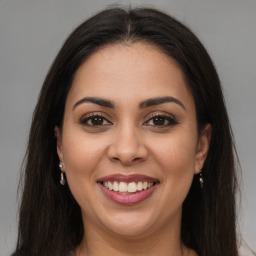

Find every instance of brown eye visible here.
[144,115,177,127]
[90,117,104,125]
[80,115,111,126]
[152,116,166,125]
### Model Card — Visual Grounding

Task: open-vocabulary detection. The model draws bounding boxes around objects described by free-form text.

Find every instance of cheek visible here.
[61,132,106,189]
[61,134,107,214]
[154,130,197,169]
[152,129,197,193]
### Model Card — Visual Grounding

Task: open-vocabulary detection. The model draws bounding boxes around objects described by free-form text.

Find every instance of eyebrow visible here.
[139,96,186,110]
[72,97,114,110]
[72,96,185,111]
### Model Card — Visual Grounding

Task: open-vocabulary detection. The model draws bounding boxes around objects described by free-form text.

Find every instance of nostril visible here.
[133,157,142,162]
[107,140,148,165]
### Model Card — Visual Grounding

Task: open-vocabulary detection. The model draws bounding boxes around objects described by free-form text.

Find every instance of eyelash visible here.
[144,114,178,127]
[80,113,112,126]
[79,113,178,128]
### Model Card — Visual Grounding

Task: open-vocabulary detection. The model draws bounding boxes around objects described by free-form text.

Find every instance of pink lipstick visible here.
[97,174,159,205]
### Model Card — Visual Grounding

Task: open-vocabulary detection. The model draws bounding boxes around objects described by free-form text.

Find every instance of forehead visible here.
[66,42,194,109]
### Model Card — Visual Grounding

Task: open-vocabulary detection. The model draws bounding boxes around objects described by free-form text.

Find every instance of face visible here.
[56,43,211,238]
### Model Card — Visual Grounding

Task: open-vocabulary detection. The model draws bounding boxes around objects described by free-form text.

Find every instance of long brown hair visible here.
[12,7,239,256]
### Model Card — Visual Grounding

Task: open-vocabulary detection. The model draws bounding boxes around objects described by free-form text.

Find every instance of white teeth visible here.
[102,181,155,193]
[103,181,108,189]
[113,181,119,191]
[108,181,113,190]
[137,181,143,191]
[119,182,128,192]
[142,182,148,190]
[127,182,137,193]
[147,182,153,188]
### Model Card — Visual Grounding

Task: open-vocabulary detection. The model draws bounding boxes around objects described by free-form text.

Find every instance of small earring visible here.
[199,171,204,189]
[59,163,66,186]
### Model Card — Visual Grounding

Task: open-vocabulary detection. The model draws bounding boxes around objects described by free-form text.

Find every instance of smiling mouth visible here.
[99,181,157,194]
[97,174,160,203]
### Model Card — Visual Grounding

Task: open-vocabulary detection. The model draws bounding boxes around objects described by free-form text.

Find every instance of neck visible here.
[76,212,193,256]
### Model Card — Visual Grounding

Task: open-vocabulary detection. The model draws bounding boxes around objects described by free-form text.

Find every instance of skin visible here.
[56,42,211,256]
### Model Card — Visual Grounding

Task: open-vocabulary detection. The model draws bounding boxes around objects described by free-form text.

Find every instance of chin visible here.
[97,210,159,238]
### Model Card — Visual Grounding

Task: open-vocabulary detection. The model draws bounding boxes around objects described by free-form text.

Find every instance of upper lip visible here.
[97,174,160,183]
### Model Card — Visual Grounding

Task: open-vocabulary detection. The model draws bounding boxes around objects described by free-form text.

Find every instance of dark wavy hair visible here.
[12,7,239,256]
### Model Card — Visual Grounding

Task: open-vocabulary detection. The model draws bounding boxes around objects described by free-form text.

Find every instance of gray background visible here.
[0,0,255,255]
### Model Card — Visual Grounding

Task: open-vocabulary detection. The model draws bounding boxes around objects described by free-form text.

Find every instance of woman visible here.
[12,7,239,256]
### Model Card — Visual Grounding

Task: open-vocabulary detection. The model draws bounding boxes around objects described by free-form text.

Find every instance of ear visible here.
[194,124,212,174]
[55,126,64,166]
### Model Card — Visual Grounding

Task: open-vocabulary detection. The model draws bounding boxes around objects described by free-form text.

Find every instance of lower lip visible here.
[98,182,158,205]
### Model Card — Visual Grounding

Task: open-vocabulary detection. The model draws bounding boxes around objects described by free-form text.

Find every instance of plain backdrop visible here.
[0,0,255,255]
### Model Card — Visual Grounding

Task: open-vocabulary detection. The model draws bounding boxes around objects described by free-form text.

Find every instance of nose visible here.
[107,125,148,166]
